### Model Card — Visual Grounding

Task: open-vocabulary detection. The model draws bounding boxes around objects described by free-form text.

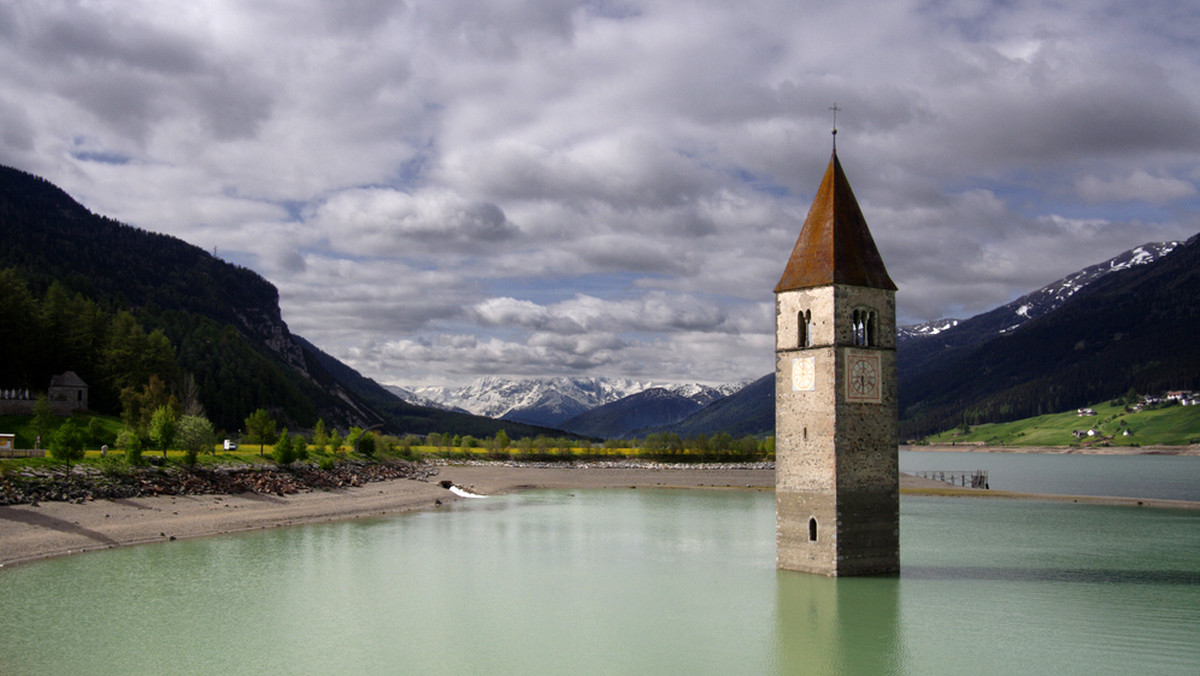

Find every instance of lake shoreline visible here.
[0,463,774,568]
[908,443,1200,455]
[3,461,1199,569]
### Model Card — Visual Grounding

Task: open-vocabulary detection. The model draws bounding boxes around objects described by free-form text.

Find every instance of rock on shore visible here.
[0,460,438,506]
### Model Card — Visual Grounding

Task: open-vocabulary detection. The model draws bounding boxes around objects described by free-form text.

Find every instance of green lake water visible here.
[2,487,1198,675]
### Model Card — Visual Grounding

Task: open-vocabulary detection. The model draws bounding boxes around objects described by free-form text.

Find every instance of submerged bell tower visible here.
[774,144,899,576]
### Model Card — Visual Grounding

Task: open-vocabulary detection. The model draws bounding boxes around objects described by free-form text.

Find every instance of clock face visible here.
[850,360,877,394]
[792,357,815,391]
[845,350,882,403]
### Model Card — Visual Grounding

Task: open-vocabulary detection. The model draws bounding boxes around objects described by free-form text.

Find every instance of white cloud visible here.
[1075,170,1197,204]
[308,188,517,256]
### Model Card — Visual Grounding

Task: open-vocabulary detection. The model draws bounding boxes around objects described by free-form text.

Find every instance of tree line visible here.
[0,269,180,414]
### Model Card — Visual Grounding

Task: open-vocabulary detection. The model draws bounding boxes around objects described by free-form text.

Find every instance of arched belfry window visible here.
[798,309,812,348]
[853,308,877,346]
[808,517,818,542]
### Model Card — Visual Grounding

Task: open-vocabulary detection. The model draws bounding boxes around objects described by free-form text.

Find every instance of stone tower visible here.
[774,149,899,576]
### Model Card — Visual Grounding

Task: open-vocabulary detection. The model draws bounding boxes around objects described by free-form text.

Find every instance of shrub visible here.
[118,427,145,465]
[98,453,127,477]
[177,415,215,466]
[355,432,376,458]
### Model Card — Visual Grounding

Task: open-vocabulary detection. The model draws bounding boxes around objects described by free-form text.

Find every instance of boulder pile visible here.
[0,460,438,506]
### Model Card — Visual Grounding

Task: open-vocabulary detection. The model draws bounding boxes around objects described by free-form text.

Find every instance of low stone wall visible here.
[0,399,82,416]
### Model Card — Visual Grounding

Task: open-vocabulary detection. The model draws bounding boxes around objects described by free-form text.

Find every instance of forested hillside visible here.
[0,165,555,438]
[0,271,180,414]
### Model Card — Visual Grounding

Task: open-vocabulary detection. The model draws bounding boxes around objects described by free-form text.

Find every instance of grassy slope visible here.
[0,414,124,449]
[923,401,1200,447]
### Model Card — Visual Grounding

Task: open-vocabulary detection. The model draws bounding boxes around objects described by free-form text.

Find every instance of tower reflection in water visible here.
[775,571,902,674]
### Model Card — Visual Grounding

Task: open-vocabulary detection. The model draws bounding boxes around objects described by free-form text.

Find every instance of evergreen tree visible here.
[0,269,40,385]
[312,418,328,453]
[273,428,295,464]
[49,419,86,464]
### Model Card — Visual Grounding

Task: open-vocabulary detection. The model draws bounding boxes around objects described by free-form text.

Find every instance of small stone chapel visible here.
[774,146,900,576]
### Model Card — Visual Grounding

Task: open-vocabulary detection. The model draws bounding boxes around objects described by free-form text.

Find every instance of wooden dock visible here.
[912,469,989,489]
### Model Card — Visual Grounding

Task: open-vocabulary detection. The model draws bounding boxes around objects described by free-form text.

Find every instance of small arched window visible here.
[853,308,877,346]
[797,309,812,347]
[808,517,818,542]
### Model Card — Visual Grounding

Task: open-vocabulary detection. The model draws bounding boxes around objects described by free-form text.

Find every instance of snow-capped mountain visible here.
[388,376,744,429]
[897,318,960,344]
[668,380,747,406]
[898,240,1180,347]
[992,241,1180,334]
[382,385,469,414]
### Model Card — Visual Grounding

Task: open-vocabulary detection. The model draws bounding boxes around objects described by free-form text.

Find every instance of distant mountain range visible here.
[386,377,745,435]
[5,163,1193,443]
[386,238,1195,441]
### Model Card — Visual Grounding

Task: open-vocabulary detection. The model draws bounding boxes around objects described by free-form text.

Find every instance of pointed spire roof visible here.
[775,151,896,293]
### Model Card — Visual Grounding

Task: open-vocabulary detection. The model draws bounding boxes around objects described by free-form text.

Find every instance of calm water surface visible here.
[900,449,1200,501]
[2,486,1198,675]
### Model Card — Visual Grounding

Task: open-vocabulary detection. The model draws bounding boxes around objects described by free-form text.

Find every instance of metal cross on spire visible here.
[829,103,840,152]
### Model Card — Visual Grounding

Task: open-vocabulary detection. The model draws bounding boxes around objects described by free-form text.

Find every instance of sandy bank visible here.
[3,463,1197,569]
[899,474,1200,510]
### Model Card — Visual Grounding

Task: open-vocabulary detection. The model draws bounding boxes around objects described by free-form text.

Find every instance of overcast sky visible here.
[2,1,1198,387]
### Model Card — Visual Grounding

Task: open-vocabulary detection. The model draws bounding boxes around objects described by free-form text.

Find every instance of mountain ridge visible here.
[0,163,557,438]
[392,376,744,429]
[899,234,1200,437]
[897,240,1180,378]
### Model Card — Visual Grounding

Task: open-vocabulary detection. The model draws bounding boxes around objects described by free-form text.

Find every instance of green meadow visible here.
[923,400,1200,447]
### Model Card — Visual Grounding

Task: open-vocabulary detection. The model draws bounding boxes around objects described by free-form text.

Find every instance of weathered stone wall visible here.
[775,284,898,576]
[776,490,838,574]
